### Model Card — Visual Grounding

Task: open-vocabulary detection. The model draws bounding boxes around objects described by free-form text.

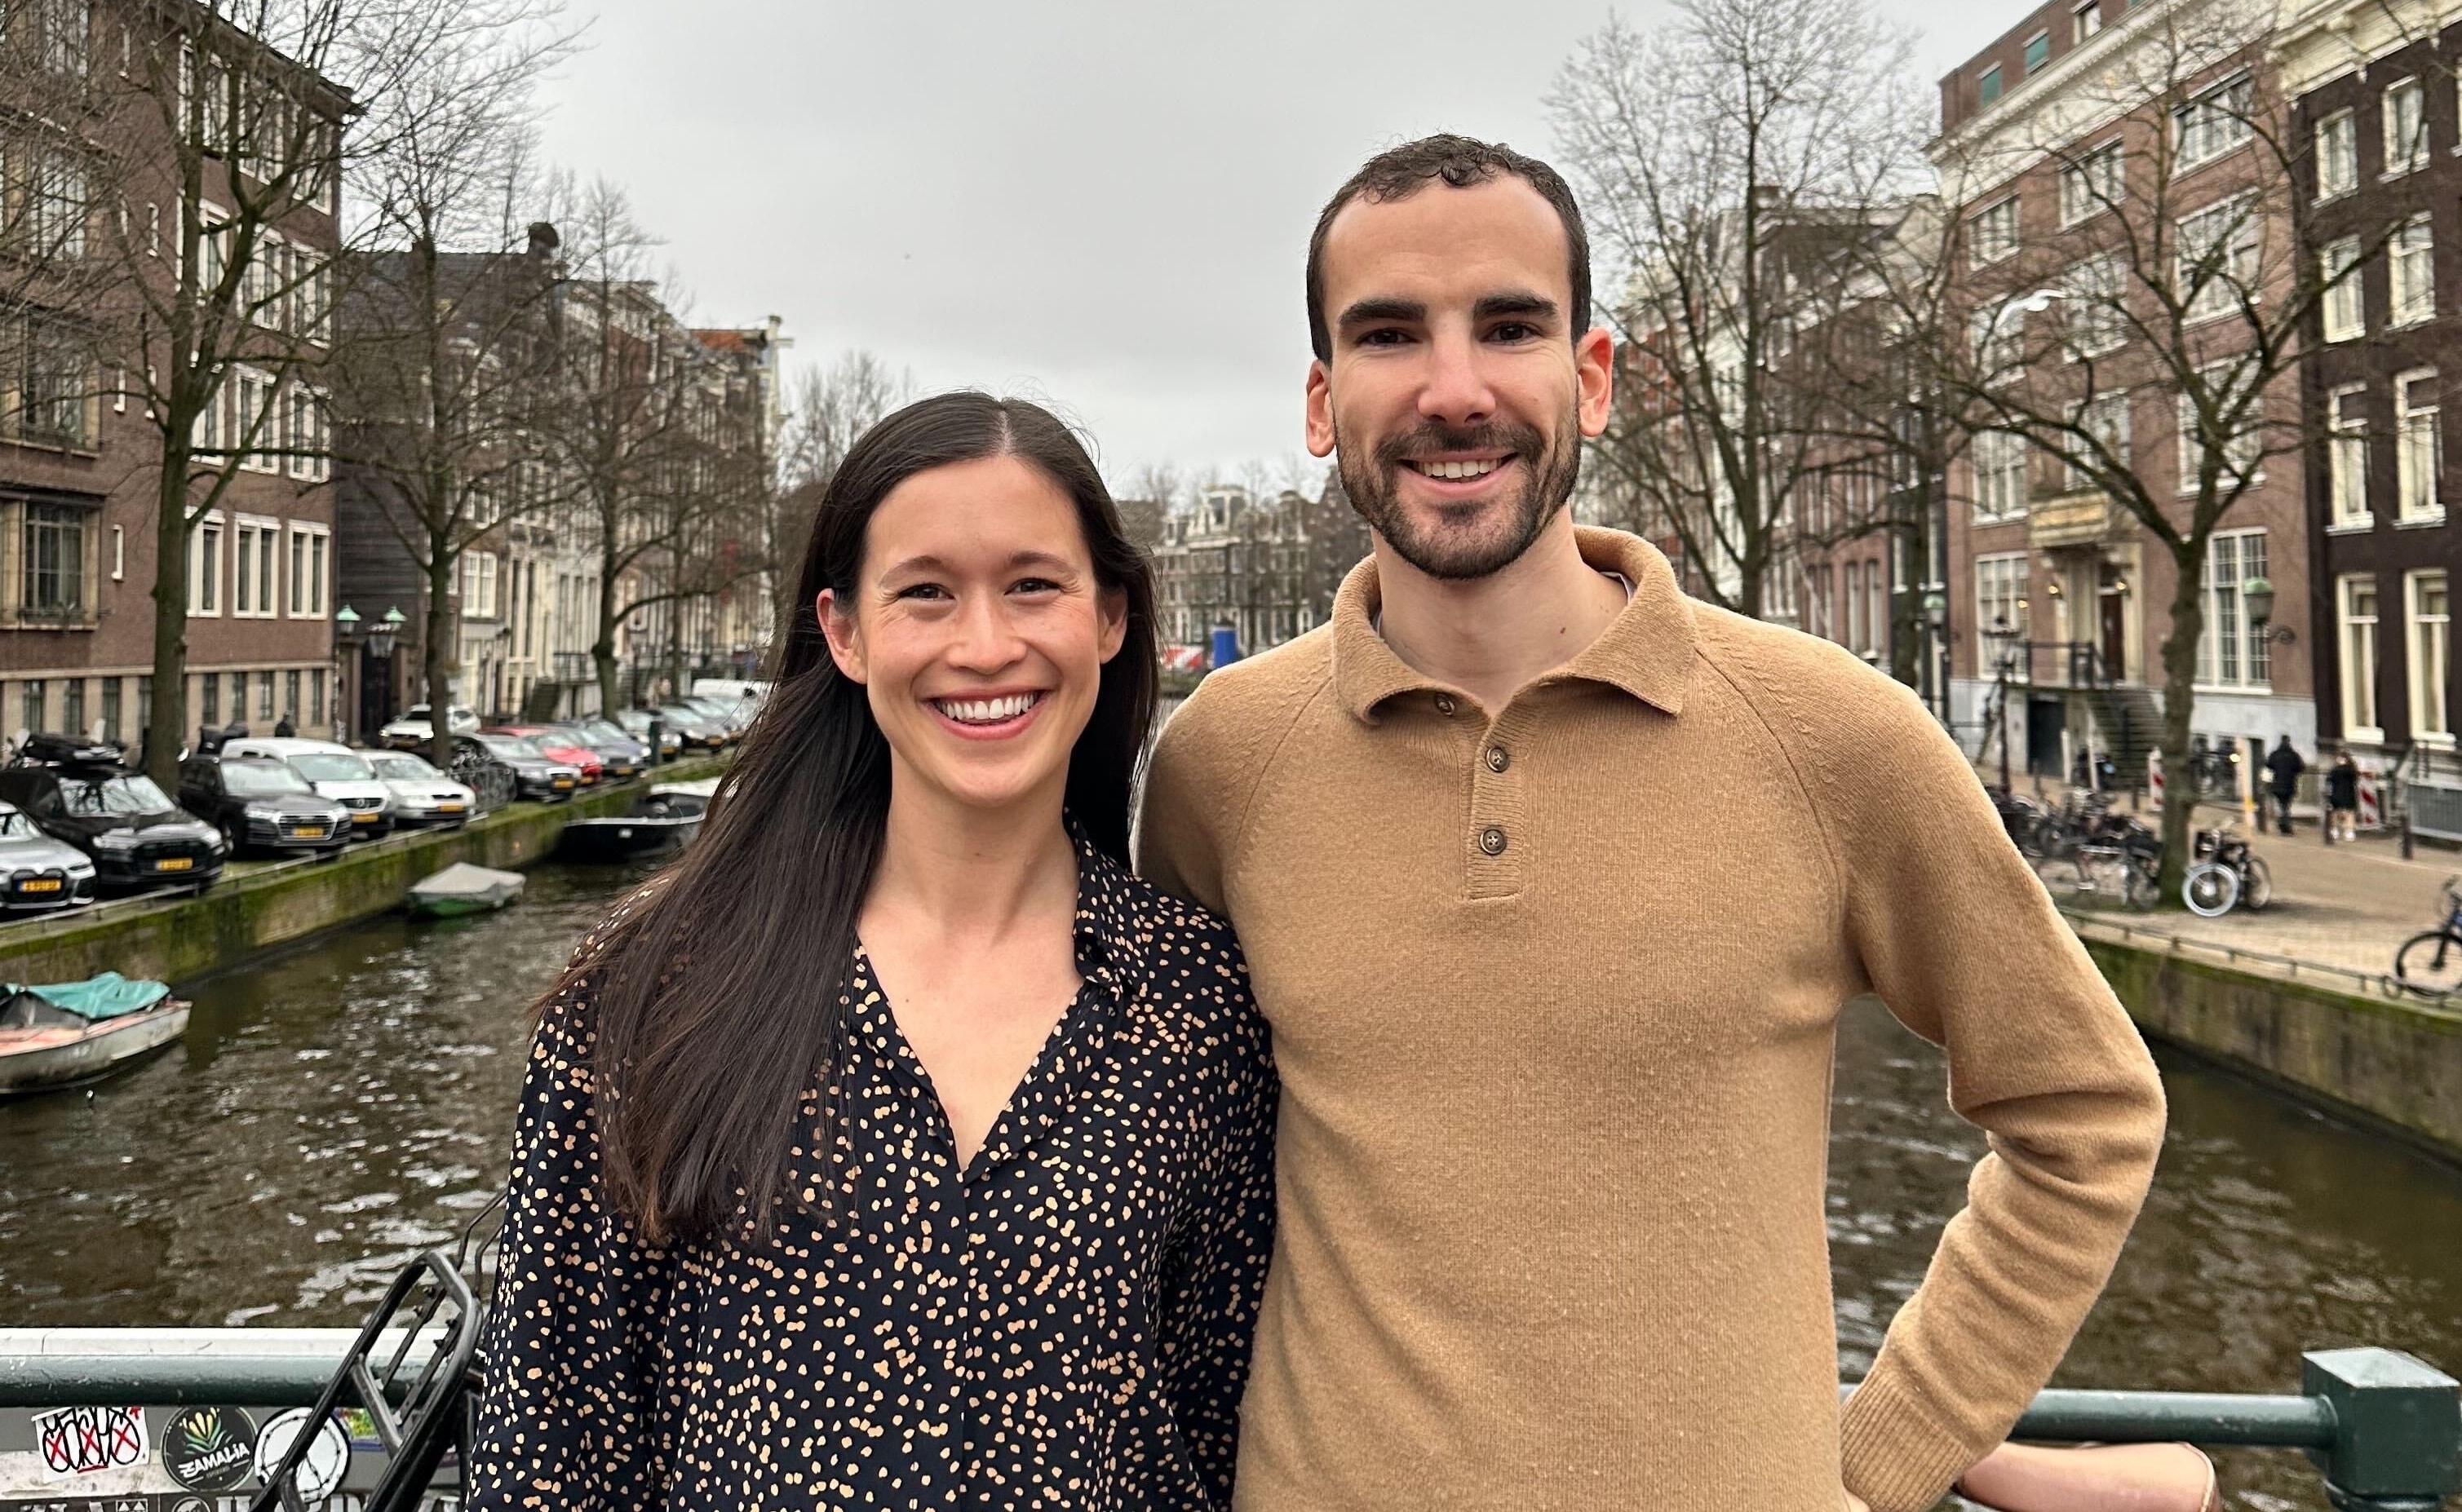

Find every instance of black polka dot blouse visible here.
[465,835,1276,1511]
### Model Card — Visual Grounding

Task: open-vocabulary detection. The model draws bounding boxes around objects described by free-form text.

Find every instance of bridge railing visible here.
[1,1334,2455,1510]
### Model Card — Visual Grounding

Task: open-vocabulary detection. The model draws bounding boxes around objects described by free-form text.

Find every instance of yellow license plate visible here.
[352,811,379,824]
[19,878,61,893]
[289,825,321,838]
[552,779,573,789]
[154,856,193,872]
[436,803,465,814]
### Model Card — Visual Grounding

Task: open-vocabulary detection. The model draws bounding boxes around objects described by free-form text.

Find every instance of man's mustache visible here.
[1371,422,1548,470]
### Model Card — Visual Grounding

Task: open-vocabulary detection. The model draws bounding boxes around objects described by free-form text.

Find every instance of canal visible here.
[2,862,2458,1510]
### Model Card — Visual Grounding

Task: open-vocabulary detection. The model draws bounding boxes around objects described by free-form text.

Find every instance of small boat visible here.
[405,863,525,919]
[0,972,191,1096]
[556,780,714,864]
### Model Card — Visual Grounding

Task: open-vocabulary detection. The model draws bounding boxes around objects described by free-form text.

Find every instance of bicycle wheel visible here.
[2239,855,2273,912]
[2394,931,2462,997]
[2182,861,2239,917]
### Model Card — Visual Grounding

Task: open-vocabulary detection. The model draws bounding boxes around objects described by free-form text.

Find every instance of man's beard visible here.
[1335,409,1583,581]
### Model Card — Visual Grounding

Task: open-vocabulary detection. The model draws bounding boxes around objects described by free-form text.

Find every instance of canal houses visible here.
[2277,0,2462,804]
[0,0,348,754]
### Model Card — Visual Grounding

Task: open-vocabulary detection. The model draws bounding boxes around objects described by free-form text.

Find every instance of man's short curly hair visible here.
[1304,134,1592,363]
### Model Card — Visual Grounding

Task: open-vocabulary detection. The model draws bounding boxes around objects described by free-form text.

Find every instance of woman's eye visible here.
[894,583,950,601]
[1012,577,1061,595]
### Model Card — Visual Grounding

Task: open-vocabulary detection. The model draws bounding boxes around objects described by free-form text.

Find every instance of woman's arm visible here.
[1154,975,1277,1510]
[464,985,673,1512]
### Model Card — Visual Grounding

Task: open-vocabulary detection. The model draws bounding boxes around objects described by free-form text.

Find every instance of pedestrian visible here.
[2327,748,2362,842]
[466,393,1273,1511]
[2265,733,2305,836]
[1140,135,2188,1512]
[272,714,296,738]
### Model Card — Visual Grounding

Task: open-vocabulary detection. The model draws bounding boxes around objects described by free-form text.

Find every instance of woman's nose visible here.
[945,594,1025,670]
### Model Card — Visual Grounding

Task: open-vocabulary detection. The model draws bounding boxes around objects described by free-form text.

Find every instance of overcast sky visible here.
[530,0,1997,492]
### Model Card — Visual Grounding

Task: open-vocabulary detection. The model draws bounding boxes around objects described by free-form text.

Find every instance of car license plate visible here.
[155,856,194,872]
[289,825,321,838]
[552,778,574,789]
[19,878,60,893]
[353,811,379,824]
[436,803,465,815]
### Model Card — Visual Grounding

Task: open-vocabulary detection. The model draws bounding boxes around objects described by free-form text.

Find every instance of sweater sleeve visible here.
[1827,679,2167,1512]
[1136,692,1240,916]
[465,984,673,1512]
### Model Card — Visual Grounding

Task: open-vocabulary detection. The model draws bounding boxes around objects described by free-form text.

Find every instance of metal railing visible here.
[1,1333,2451,1508]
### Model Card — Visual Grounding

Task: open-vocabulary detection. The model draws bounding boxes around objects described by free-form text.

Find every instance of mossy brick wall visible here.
[0,756,728,988]
[2083,936,2462,1163]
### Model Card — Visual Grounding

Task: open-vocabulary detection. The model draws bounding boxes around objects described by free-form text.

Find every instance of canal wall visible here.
[0,756,728,988]
[2080,933,2462,1164]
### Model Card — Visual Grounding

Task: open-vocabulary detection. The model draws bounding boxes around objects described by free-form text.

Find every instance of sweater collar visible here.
[1330,525,1696,723]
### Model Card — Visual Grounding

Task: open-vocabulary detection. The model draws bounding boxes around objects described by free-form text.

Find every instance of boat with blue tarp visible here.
[0,971,189,1095]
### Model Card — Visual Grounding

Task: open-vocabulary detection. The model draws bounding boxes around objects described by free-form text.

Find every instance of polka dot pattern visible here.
[465,834,1276,1511]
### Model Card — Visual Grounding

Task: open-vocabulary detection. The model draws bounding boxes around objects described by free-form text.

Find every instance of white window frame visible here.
[2060,140,2124,226]
[1975,551,2030,652]
[2397,368,2442,524]
[188,510,224,618]
[2073,0,2101,42]
[2174,71,2254,172]
[2197,528,2270,690]
[229,365,278,473]
[1970,196,2020,267]
[230,514,279,618]
[2065,251,2127,357]
[2177,361,2262,495]
[2328,384,2371,531]
[285,383,330,481]
[2341,573,2382,742]
[2321,236,2364,343]
[2069,391,2131,490]
[2391,214,2436,327]
[2315,108,2358,201]
[1973,429,2030,522]
[285,522,329,617]
[2176,193,2259,325]
[2410,568,2453,744]
[2385,77,2428,177]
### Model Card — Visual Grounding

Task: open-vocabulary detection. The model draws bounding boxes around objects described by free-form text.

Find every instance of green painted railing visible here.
[2,1334,2452,1509]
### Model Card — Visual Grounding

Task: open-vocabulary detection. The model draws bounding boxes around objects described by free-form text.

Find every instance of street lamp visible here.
[1920,587,1950,723]
[334,606,361,742]
[370,607,405,661]
[1983,614,2021,793]
[2242,576,2295,643]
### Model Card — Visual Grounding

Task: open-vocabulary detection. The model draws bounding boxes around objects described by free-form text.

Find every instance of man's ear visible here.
[1304,360,1336,458]
[1096,586,1129,663]
[1575,325,1617,439]
[817,589,866,683]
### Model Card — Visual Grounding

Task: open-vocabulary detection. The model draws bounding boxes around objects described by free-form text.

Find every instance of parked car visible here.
[0,741,224,894]
[179,756,352,857]
[688,679,768,730]
[671,695,750,740]
[485,725,606,785]
[0,801,97,912]
[378,704,482,749]
[560,719,651,777]
[613,709,685,758]
[363,752,479,829]
[649,704,731,751]
[219,737,397,839]
[463,733,581,802]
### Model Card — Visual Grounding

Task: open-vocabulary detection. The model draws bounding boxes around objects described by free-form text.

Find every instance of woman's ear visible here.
[817,589,867,683]
[1096,586,1129,664]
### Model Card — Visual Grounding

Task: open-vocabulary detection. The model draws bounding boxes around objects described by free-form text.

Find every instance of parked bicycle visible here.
[2393,877,2462,998]
[2181,821,2273,917]
[2002,787,2159,909]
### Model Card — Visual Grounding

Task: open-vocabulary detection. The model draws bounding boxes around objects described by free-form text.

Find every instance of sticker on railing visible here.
[30,1404,148,1479]
[161,1406,256,1493]
[250,1408,350,1505]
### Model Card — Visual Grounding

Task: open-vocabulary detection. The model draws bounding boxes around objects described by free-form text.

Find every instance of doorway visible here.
[2098,565,2128,681]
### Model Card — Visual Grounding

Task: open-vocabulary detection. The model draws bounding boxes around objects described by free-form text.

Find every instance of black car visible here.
[0,743,225,893]
[179,755,353,857]
[460,733,582,802]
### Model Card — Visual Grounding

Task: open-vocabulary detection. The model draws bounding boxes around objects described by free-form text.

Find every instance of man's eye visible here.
[1488,321,1541,343]
[1357,327,1413,347]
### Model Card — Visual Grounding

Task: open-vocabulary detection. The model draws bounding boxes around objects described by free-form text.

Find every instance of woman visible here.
[466,392,1273,1511]
[2327,748,2362,842]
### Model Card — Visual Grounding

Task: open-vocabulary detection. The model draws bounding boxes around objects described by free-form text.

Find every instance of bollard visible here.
[2304,1346,2461,1511]
[649,716,665,768]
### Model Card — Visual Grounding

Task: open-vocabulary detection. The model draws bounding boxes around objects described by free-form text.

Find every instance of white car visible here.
[379,705,482,749]
[363,750,480,828]
[219,736,397,838]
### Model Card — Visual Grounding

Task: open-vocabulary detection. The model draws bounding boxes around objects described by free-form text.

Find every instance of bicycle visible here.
[2393,878,2462,998]
[2181,822,2273,917]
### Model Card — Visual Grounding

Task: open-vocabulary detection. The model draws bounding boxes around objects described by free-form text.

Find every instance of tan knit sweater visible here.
[1136,528,2166,1512]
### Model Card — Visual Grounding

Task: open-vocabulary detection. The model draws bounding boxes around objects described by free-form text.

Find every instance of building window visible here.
[231,368,277,471]
[2398,369,2442,522]
[20,503,87,620]
[25,147,88,260]
[20,680,42,737]
[2174,72,2254,170]
[2177,362,2261,492]
[100,676,121,745]
[2321,236,2363,342]
[1979,64,2004,106]
[2176,194,2258,323]
[2064,252,2126,356]
[461,551,498,618]
[189,515,222,616]
[2073,0,2101,42]
[2391,215,2435,326]
[2329,385,2371,528]
[284,669,299,719]
[2069,391,2131,489]
[285,385,329,480]
[2315,108,2358,200]
[2412,570,2452,741]
[1976,552,2030,649]
[257,670,274,722]
[286,526,329,617]
[232,519,279,616]
[199,670,218,727]
[2059,140,2123,224]
[2385,77,2427,176]
[2341,575,2381,739]
[2199,530,2269,688]
[15,317,91,448]
[1970,196,2019,264]
[1974,430,2030,521]
[2024,29,2050,73]
[310,668,325,726]
[62,679,83,741]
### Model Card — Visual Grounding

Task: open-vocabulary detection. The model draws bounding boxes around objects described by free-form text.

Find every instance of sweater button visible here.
[1485,746,1509,773]
[1477,825,1507,855]
[1434,694,1457,716]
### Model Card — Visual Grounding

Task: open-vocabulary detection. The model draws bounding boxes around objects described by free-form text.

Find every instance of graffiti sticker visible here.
[29,1404,151,1479]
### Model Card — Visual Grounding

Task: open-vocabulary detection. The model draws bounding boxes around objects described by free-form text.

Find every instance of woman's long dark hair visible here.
[560,391,1158,1244]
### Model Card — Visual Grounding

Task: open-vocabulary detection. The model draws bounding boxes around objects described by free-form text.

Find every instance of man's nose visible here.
[1417,324,1497,427]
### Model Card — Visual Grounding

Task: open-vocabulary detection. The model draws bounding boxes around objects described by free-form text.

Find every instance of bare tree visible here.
[1924,0,2430,892]
[769,350,914,623]
[1550,0,1930,618]
[1114,459,1182,550]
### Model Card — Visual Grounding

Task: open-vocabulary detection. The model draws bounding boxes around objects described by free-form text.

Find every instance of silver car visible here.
[0,801,97,911]
[364,751,480,828]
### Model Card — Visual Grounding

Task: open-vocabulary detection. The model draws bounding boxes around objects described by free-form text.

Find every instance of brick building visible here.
[1150,476,1370,661]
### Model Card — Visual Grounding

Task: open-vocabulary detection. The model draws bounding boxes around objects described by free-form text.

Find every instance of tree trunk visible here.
[2154,543,2208,902]
[426,534,457,775]
[144,459,192,789]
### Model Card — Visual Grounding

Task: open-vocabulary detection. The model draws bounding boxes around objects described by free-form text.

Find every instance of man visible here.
[1137,136,2168,1512]
[2265,735,2305,837]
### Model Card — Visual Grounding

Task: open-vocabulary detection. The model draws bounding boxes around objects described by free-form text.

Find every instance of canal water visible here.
[3,863,2458,1510]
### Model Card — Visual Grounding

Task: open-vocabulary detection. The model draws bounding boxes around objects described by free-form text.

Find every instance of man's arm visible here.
[1136,691,1245,914]
[1822,676,2167,1512]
